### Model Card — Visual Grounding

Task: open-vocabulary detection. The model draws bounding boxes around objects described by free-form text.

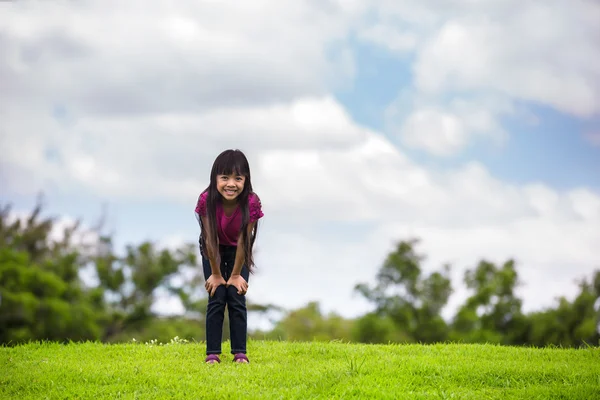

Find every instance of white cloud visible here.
[400,108,469,156]
[386,92,513,156]
[0,0,360,115]
[414,9,600,117]
[362,0,600,155]
[568,188,600,221]
[0,96,369,200]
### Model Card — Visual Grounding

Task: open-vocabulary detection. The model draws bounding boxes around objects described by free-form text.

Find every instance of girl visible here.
[194,149,263,364]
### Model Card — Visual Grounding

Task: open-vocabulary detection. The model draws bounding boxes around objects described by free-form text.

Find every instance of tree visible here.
[525,270,600,347]
[96,238,200,340]
[268,302,352,342]
[355,239,453,343]
[450,259,527,344]
[351,312,410,344]
[0,201,105,343]
[0,198,211,344]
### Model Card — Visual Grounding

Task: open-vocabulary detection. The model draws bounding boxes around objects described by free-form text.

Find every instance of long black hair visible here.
[201,149,259,273]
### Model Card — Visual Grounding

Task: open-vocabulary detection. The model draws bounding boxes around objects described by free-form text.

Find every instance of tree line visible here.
[1,199,598,347]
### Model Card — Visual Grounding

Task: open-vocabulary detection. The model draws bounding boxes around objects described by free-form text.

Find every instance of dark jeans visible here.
[202,245,249,355]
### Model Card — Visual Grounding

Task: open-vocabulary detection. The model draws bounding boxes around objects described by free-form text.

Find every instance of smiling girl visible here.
[194,149,264,364]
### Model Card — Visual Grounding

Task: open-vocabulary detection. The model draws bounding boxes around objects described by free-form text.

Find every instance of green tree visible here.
[0,198,208,344]
[267,302,353,342]
[450,259,527,345]
[97,238,200,340]
[355,239,453,343]
[351,312,410,344]
[0,201,105,343]
[525,270,600,347]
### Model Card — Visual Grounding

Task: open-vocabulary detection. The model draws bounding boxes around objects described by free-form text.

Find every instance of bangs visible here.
[212,149,250,177]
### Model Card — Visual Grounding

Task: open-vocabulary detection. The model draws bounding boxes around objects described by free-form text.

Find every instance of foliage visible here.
[354,239,453,343]
[1,198,598,348]
[0,202,104,343]
[0,198,204,344]
[350,237,599,347]
[94,237,201,340]
[524,271,600,347]
[266,302,353,342]
[450,259,526,345]
[350,312,410,344]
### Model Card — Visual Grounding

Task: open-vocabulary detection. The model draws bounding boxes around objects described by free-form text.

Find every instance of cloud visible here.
[0,96,370,201]
[393,96,511,156]
[0,0,360,115]
[362,0,600,155]
[0,1,367,199]
[414,8,600,117]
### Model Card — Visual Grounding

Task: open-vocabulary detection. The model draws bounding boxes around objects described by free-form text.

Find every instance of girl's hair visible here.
[201,149,259,273]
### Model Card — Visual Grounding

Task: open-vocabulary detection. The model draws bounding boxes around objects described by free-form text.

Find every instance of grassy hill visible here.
[1,339,598,399]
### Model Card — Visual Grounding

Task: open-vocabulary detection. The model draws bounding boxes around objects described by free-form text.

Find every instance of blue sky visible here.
[335,43,600,192]
[399,105,600,190]
[1,0,599,325]
[335,42,414,132]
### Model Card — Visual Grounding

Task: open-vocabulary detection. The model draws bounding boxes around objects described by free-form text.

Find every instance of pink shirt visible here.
[195,191,264,246]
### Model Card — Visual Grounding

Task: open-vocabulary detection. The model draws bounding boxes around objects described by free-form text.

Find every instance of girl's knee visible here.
[208,285,227,303]
[226,287,246,305]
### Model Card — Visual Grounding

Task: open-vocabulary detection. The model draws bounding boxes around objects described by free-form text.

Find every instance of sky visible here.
[1,0,599,330]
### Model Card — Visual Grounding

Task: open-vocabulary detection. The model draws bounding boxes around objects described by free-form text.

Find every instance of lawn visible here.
[1,338,598,399]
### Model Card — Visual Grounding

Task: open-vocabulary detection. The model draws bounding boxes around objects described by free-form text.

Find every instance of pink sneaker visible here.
[233,353,249,363]
[205,354,220,364]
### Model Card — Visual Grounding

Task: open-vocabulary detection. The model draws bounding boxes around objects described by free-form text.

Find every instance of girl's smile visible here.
[217,173,245,202]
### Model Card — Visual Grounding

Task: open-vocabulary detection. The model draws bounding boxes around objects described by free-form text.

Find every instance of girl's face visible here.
[216,173,245,202]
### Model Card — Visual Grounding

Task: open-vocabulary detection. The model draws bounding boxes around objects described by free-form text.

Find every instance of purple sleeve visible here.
[195,192,208,217]
[249,193,264,223]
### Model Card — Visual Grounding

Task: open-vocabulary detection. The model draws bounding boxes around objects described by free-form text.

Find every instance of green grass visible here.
[1,339,599,399]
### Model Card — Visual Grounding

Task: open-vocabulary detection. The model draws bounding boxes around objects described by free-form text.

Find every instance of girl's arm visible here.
[201,215,226,297]
[228,222,255,295]
[201,215,221,277]
[232,221,255,276]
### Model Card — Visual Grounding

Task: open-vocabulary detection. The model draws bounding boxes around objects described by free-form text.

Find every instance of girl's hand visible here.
[227,275,248,295]
[205,274,226,297]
